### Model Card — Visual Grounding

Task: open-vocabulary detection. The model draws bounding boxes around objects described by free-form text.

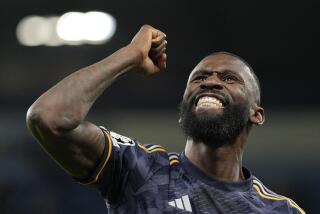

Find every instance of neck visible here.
[184,133,246,182]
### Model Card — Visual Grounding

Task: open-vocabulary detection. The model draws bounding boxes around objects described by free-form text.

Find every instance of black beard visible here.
[179,98,250,148]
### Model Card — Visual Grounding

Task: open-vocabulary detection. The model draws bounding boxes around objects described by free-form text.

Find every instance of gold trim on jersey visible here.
[253,180,305,214]
[97,129,113,179]
[168,153,180,165]
[138,144,167,153]
[169,159,179,165]
[81,128,113,185]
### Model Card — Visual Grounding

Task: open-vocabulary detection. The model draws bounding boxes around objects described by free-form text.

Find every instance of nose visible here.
[200,75,223,90]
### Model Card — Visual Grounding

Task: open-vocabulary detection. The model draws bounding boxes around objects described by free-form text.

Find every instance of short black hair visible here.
[207,51,261,105]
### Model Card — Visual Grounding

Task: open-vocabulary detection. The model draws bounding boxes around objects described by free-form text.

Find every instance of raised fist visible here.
[129,25,167,75]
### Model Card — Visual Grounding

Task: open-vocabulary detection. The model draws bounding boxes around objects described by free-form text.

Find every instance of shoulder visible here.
[252,178,305,214]
[101,126,180,165]
[137,144,181,166]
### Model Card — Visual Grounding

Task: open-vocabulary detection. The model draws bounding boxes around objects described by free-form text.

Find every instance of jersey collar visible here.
[180,152,253,192]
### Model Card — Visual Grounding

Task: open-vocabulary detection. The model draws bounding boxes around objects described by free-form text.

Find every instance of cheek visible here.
[229,87,248,103]
[183,84,197,101]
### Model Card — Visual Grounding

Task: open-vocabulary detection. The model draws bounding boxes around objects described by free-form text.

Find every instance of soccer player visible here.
[26,25,305,213]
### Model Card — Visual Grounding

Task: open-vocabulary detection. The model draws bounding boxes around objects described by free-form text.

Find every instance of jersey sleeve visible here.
[76,126,167,204]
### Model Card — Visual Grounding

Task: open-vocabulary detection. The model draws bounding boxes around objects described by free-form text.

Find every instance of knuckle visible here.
[142,24,152,29]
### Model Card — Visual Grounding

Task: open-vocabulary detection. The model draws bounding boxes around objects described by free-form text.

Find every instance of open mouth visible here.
[195,94,226,109]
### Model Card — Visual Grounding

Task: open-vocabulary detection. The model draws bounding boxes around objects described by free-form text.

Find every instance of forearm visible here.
[28,45,141,133]
[26,25,167,179]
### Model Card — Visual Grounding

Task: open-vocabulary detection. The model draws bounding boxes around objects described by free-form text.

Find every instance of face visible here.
[179,53,263,146]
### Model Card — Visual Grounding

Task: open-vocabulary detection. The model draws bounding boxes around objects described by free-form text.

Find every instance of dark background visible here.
[0,0,319,213]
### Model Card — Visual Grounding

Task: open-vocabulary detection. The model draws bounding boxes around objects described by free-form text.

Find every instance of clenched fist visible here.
[129,25,167,75]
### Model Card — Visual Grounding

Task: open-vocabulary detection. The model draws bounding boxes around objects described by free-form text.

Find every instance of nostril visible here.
[214,84,223,90]
[200,82,223,90]
[213,84,223,90]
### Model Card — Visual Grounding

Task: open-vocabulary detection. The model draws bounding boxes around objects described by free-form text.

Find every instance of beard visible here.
[179,96,250,148]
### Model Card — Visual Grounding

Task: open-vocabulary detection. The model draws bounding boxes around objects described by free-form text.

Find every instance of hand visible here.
[129,25,167,75]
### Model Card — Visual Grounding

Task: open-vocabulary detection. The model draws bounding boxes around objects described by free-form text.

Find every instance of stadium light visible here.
[16,11,116,46]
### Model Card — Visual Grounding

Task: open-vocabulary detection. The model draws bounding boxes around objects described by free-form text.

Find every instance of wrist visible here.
[123,44,145,68]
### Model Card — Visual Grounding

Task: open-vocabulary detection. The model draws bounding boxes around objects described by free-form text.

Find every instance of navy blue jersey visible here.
[77,127,305,214]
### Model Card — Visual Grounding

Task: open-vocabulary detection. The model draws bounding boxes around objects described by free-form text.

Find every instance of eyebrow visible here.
[192,69,243,79]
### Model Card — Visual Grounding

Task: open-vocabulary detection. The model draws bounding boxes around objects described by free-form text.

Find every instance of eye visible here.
[222,75,237,83]
[193,76,207,82]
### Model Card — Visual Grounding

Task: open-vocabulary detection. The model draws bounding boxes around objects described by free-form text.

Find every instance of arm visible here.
[26,25,167,180]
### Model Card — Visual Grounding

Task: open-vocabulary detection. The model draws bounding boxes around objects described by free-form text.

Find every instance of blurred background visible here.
[0,0,319,213]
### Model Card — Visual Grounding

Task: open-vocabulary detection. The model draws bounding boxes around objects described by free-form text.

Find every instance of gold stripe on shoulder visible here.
[169,159,179,165]
[138,144,167,153]
[253,180,305,214]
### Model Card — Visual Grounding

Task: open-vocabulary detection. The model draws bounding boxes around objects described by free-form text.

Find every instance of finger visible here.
[134,25,160,44]
[149,46,167,60]
[156,53,167,70]
[154,40,167,52]
[151,34,166,47]
[140,24,157,36]
[149,41,167,57]
[151,29,166,39]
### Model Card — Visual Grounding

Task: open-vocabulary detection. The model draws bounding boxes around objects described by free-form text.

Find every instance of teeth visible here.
[197,96,223,108]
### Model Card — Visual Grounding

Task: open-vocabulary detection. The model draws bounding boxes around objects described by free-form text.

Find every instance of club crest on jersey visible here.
[110,131,135,148]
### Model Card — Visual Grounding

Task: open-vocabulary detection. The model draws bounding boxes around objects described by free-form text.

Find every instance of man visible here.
[26,25,305,213]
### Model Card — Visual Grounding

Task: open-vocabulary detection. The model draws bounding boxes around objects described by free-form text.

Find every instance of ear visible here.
[249,104,265,126]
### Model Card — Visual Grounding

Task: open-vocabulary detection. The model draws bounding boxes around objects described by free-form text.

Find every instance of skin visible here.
[26,25,167,179]
[26,25,264,184]
[183,54,264,182]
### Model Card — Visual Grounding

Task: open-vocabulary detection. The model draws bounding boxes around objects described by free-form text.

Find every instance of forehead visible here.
[189,54,252,81]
